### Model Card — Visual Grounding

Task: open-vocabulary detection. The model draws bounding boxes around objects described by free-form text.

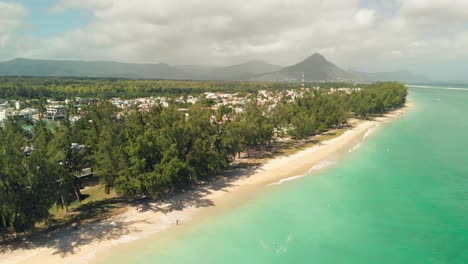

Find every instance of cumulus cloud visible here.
[397,0,468,26]
[354,9,376,27]
[0,1,28,48]
[19,0,367,65]
[1,0,468,80]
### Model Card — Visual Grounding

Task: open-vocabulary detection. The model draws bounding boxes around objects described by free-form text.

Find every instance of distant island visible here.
[0,53,428,83]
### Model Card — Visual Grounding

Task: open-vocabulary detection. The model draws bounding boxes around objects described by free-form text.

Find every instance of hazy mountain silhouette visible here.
[0,55,428,82]
[253,53,354,81]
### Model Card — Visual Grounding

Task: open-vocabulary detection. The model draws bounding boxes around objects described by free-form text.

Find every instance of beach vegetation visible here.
[0,80,407,235]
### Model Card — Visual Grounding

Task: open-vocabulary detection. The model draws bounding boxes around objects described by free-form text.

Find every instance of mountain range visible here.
[0,54,428,83]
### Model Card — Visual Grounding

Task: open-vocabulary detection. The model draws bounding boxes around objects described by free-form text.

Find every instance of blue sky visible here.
[360,0,398,14]
[14,0,91,37]
[1,0,468,80]
[14,0,398,37]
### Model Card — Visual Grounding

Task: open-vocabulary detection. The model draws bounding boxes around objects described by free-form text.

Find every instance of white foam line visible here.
[268,160,336,186]
[268,175,305,186]
[406,85,434,89]
[447,88,468,91]
[363,127,374,139]
[308,160,335,172]
[407,85,468,91]
[349,142,361,153]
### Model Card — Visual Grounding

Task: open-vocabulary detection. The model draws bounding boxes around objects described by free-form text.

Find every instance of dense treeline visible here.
[1,76,373,99]
[0,119,85,233]
[0,82,406,235]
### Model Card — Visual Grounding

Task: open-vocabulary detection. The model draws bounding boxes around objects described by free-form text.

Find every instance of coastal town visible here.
[1,1,465,263]
[0,86,361,126]
[0,80,409,264]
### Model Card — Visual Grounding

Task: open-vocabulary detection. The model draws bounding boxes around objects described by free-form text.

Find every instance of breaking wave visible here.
[308,160,335,172]
[268,175,305,186]
[268,160,336,186]
[407,85,468,91]
[363,127,375,139]
[349,143,361,152]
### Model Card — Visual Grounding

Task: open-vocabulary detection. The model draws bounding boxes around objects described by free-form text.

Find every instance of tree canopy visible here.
[0,80,407,235]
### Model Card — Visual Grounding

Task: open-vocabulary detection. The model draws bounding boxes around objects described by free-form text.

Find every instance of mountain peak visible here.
[253,53,353,81]
[311,53,325,58]
[304,53,327,63]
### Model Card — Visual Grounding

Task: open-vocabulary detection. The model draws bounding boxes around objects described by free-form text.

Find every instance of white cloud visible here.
[397,0,468,25]
[1,0,468,80]
[354,8,376,27]
[20,0,364,65]
[0,1,28,48]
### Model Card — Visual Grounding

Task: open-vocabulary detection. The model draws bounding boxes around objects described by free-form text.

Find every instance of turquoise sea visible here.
[101,84,468,264]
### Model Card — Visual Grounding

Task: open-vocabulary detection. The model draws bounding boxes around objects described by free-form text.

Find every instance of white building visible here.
[15,101,22,110]
[19,108,38,120]
[0,108,13,122]
[45,105,67,120]
[205,92,218,99]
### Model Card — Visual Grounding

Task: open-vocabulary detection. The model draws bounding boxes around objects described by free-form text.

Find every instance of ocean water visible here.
[100,84,468,264]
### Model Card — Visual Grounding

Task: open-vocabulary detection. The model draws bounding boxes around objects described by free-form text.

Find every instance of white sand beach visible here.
[0,104,411,264]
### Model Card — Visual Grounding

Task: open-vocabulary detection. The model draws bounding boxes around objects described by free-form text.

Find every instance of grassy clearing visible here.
[316,128,347,142]
[32,185,128,232]
[49,185,117,220]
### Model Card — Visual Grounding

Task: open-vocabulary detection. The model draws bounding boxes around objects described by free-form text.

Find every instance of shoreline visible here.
[0,104,412,264]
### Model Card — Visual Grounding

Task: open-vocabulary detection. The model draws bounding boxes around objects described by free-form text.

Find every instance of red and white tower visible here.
[301,72,305,90]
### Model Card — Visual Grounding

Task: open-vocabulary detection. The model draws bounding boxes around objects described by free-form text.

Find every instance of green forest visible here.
[0,80,407,235]
[1,77,377,99]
